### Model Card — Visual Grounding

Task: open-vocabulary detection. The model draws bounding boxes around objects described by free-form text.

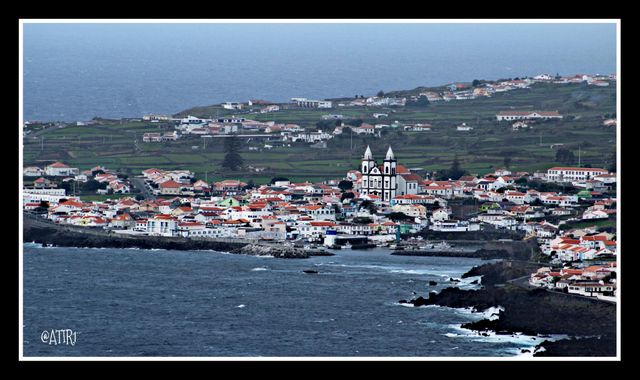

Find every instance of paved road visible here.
[130,177,155,200]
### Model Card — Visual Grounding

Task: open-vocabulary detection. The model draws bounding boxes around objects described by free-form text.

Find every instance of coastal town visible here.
[20,19,624,361]
[21,71,618,360]
[23,141,617,304]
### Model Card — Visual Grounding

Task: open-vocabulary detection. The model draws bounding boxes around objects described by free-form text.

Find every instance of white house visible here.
[23,166,44,177]
[44,162,79,177]
[146,215,178,237]
[567,283,615,297]
[430,208,451,223]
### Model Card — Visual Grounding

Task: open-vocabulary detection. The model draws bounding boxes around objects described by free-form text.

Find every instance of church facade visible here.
[358,145,398,202]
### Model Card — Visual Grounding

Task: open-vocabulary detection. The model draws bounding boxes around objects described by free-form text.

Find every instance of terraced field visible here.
[23,82,616,183]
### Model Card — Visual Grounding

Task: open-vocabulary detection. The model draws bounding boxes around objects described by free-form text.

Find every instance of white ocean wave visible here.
[251,267,269,271]
[446,323,571,356]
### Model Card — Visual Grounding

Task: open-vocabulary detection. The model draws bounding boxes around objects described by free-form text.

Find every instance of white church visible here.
[349,145,423,202]
[359,145,398,202]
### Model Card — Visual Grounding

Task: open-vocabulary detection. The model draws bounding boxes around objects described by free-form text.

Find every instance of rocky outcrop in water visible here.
[399,260,617,357]
[236,244,331,258]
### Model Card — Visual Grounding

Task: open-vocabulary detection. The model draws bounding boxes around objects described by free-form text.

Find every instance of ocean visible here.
[22,23,617,122]
[23,245,553,357]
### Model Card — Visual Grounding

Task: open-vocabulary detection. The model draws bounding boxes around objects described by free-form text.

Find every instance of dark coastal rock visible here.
[303,269,318,274]
[535,336,617,357]
[23,213,333,259]
[461,318,504,333]
[428,281,438,286]
[470,280,479,285]
[449,277,461,282]
[461,261,540,287]
[399,260,617,356]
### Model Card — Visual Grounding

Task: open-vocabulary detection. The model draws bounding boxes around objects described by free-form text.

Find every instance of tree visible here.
[555,148,575,164]
[408,95,430,107]
[447,155,467,180]
[221,134,244,171]
[503,157,512,169]
[377,90,385,97]
[346,119,364,128]
[472,79,481,87]
[515,177,528,186]
[341,192,355,202]
[270,176,289,185]
[316,119,337,132]
[134,194,145,201]
[607,153,616,172]
[82,179,107,192]
[338,180,353,192]
[388,212,413,222]
[353,216,373,224]
[243,179,256,190]
[358,200,377,214]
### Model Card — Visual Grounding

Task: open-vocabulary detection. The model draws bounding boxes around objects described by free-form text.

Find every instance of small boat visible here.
[303,269,318,274]
[342,243,353,249]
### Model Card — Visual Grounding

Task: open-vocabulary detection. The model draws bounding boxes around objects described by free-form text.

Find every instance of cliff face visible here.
[22,213,332,258]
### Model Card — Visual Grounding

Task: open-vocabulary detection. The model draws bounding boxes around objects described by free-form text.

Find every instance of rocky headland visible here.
[399,260,616,357]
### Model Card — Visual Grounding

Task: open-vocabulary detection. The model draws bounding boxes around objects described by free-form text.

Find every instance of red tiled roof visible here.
[159,180,181,188]
[309,221,336,227]
[47,161,69,168]
[548,167,608,172]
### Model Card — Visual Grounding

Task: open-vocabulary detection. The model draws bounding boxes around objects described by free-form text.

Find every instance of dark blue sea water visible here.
[23,245,550,357]
[23,23,617,122]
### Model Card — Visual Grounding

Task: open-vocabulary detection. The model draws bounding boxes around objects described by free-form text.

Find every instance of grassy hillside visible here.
[23,82,616,183]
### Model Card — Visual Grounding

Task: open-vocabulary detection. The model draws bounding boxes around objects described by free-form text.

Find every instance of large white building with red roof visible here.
[44,161,79,176]
[547,167,609,182]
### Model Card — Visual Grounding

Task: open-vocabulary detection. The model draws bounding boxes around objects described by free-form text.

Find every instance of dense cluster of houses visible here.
[23,146,616,260]
[529,228,617,301]
[529,260,616,301]
[23,164,132,208]
[172,115,332,144]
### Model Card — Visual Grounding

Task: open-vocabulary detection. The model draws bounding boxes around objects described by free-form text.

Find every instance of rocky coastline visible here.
[23,213,333,259]
[399,260,616,357]
[391,239,540,260]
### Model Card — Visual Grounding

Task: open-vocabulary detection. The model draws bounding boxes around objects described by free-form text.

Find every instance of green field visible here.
[561,218,617,231]
[23,82,616,184]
